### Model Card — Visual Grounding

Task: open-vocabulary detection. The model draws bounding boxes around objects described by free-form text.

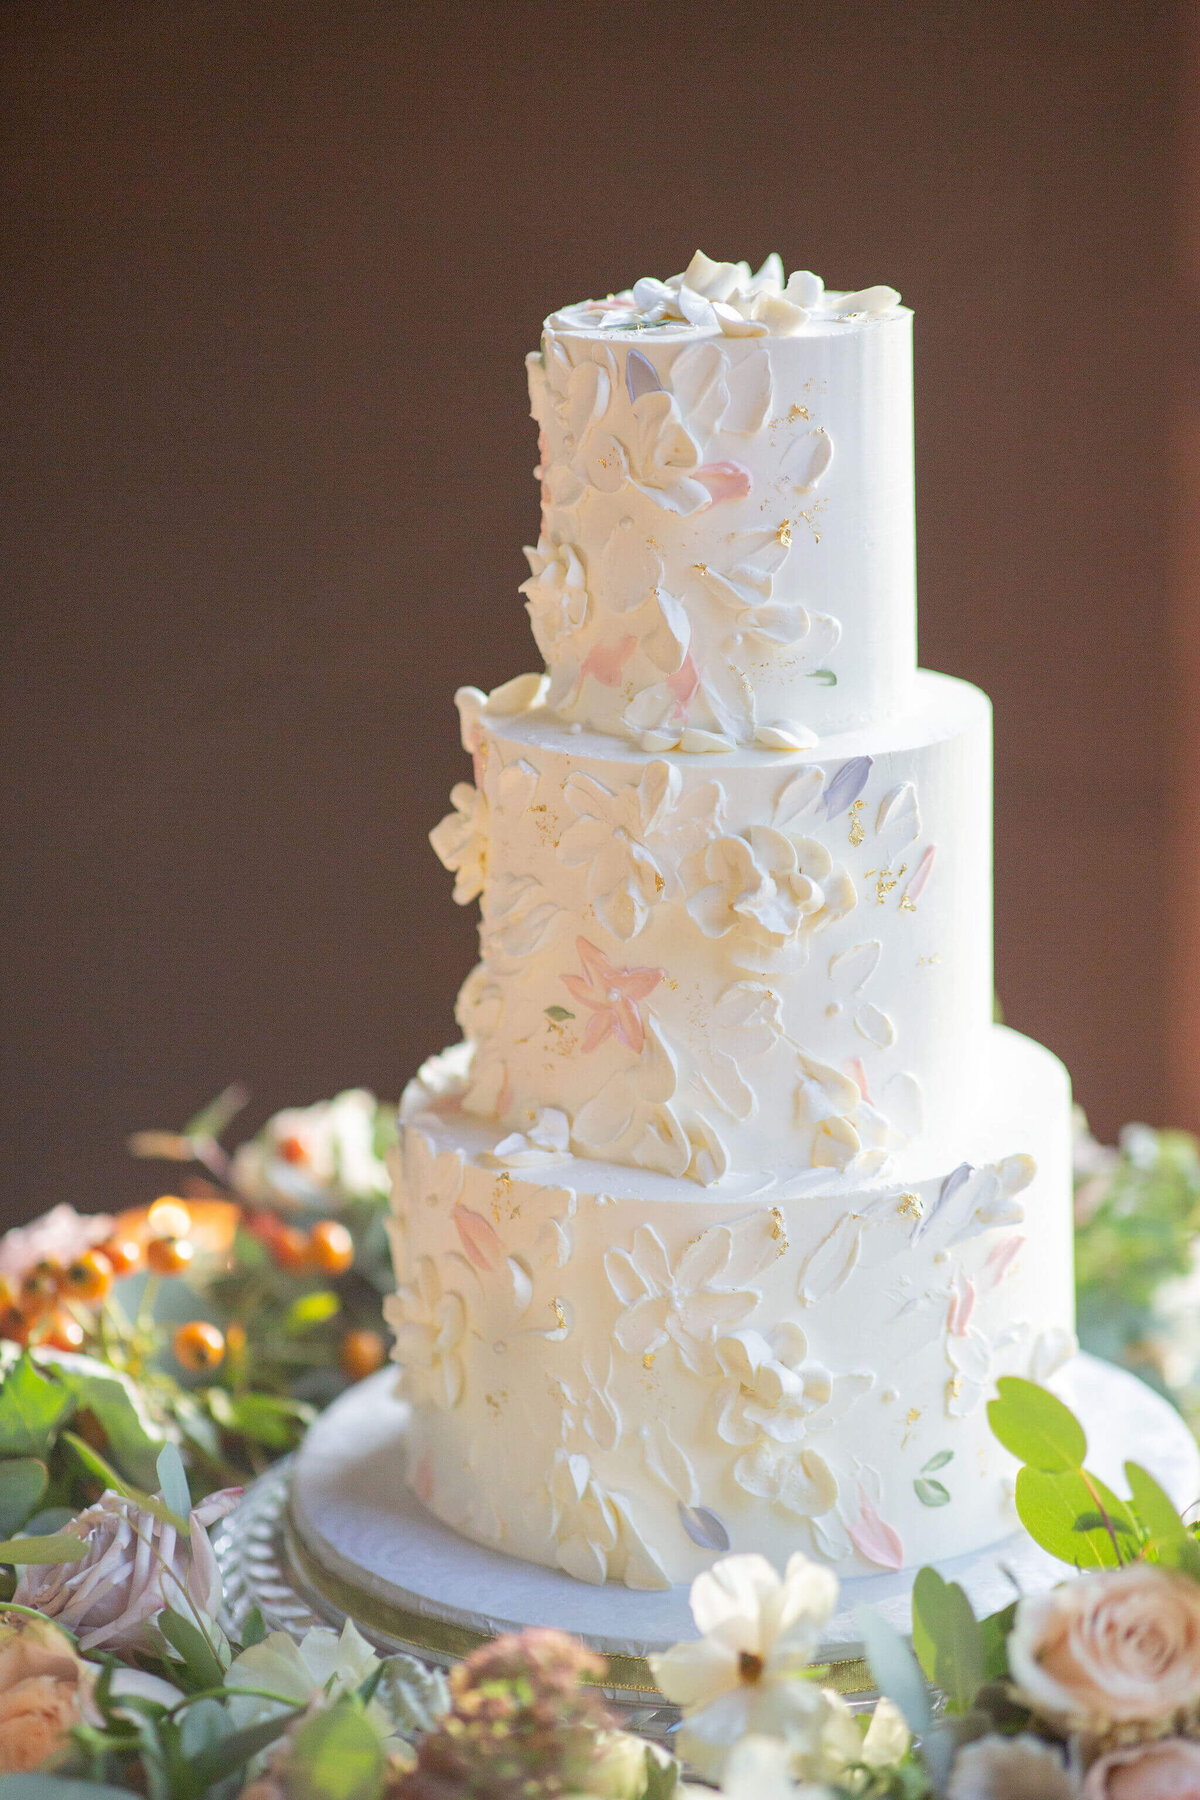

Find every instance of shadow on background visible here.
[0,0,1179,1221]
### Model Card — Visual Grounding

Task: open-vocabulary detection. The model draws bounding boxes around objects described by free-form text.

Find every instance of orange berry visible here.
[146,1236,194,1277]
[41,1310,85,1353]
[306,1220,354,1277]
[19,1260,63,1321]
[172,1320,226,1372]
[225,1322,247,1356]
[148,1198,191,1240]
[339,1328,386,1381]
[60,1250,113,1304]
[99,1237,142,1277]
[273,1225,310,1270]
[278,1135,308,1165]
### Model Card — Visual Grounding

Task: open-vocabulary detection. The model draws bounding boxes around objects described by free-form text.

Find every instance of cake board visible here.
[212,1353,1200,1730]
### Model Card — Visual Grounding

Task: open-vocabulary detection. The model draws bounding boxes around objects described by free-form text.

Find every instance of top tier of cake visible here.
[525,253,915,749]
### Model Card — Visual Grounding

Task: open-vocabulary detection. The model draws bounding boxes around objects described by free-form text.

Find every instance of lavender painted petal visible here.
[821,755,873,820]
[913,1161,973,1242]
[678,1502,731,1552]
[626,349,662,402]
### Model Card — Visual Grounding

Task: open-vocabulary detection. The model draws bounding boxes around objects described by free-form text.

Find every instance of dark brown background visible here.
[0,1,1184,1225]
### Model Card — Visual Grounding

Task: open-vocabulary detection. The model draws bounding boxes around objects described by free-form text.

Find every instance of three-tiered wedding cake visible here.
[385,254,1076,1589]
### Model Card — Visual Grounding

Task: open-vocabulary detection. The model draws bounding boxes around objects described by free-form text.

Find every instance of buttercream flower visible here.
[687,828,855,968]
[649,1551,837,1780]
[230,1089,391,1209]
[384,1253,467,1409]
[946,1733,1081,1800]
[0,1204,113,1284]
[714,1324,869,1518]
[560,937,664,1054]
[1084,1737,1200,1798]
[13,1485,239,1654]
[605,1221,772,1374]
[1008,1564,1200,1730]
[559,764,679,941]
[520,536,589,661]
[429,781,489,906]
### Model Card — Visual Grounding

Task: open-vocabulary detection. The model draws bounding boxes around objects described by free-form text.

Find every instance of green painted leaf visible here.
[988,1376,1087,1472]
[922,1449,954,1473]
[156,1441,192,1521]
[0,1458,48,1537]
[0,1356,72,1459]
[286,1290,342,1332]
[808,668,838,685]
[853,1605,931,1733]
[288,1699,386,1800]
[914,1477,951,1507]
[910,1567,983,1712]
[545,1005,574,1021]
[1015,1464,1137,1567]
[184,1082,250,1143]
[0,1531,86,1563]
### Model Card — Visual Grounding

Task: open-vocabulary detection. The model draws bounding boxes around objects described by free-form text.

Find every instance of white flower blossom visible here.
[230,1088,391,1210]
[650,1551,837,1780]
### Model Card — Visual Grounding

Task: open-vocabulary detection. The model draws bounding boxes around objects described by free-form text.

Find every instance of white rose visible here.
[1008,1564,1200,1730]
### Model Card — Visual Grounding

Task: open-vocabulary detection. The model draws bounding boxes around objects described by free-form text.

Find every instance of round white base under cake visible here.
[214,1354,1200,1719]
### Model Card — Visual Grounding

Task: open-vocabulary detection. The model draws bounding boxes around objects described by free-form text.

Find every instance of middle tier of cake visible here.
[433,668,993,1187]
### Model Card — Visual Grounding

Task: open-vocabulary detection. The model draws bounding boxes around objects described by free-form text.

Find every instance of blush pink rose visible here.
[14,1485,240,1654]
[1009,1565,1200,1730]
[1085,1738,1200,1798]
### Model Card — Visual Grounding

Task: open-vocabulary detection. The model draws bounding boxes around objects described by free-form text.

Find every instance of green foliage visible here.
[0,1530,86,1562]
[0,1455,48,1535]
[854,1605,931,1734]
[0,1356,74,1458]
[1014,1465,1137,1568]
[987,1377,1088,1472]
[288,1699,387,1800]
[910,1569,983,1712]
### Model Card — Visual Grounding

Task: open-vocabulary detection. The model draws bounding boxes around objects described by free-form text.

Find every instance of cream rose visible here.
[1009,1565,1200,1730]
[1084,1737,1200,1798]
[14,1484,239,1654]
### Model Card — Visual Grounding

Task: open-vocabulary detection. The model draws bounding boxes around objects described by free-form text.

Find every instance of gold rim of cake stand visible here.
[284,1503,874,1699]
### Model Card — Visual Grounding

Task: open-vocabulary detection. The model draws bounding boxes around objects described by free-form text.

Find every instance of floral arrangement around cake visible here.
[0,1093,1191,1796]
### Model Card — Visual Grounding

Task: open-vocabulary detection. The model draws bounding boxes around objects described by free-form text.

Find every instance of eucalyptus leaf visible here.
[988,1377,1088,1473]
[157,1441,192,1520]
[179,1694,231,1755]
[910,1567,984,1712]
[853,1605,931,1733]
[1125,1461,1189,1560]
[1015,1464,1137,1567]
[288,1699,386,1800]
[0,1457,48,1536]
[159,1606,228,1689]
[182,1707,306,1794]
[0,1356,73,1458]
[0,1531,86,1563]
[979,1601,1017,1683]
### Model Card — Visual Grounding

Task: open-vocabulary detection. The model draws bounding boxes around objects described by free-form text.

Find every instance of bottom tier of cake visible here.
[384,1024,1074,1588]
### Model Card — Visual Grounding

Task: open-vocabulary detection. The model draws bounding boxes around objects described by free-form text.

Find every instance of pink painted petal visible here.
[562,974,603,1008]
[668,653,700,706]
[452,1204,505,1272]
[844,1057,872,1102]
[581,634,637,687]
[582,1009,615,1053]
[985,1236,1024,1286]
[947,1273,976,1337]
[904,845,937,905]
[847,1487,904,1571]
[613,998,645,1054]
[576,937,615,984]
[618,966,664,1001]
[695,461,752,504]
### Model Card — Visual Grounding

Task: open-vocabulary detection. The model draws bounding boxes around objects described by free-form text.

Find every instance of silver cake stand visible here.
[212,1354,1200,1733]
